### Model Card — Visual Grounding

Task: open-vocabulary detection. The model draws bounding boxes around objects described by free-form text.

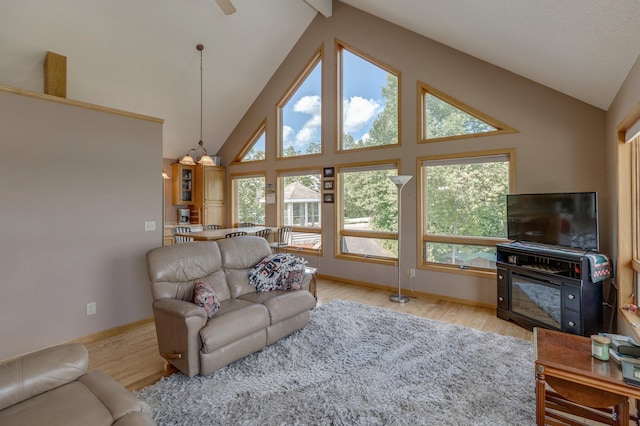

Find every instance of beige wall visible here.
[218,2,608,305]
[0,88,163,360]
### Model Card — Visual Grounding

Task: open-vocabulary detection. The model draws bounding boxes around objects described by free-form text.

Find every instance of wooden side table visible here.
[534,327,640,425]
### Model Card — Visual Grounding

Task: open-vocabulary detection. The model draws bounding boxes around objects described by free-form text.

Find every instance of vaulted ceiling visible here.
[1,0,639,159]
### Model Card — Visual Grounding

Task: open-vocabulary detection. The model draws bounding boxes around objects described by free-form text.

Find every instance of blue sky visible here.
[281,50,389,153]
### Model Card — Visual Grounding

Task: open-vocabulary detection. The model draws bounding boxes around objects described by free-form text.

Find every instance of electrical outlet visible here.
[145,221,156,231]
[404,268,411,276]
[86,302,96,316]
[410,268,416,278]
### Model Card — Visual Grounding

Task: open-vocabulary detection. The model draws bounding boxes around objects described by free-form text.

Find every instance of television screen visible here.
[507,192,599,252]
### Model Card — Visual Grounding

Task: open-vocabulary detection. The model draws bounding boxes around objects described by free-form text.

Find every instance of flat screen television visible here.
[506,192,599,252]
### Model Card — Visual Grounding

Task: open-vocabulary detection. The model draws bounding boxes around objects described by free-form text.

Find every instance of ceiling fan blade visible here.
[215,0,236,15]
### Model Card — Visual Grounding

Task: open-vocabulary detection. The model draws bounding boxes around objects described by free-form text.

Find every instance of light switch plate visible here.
[145,221,156,231]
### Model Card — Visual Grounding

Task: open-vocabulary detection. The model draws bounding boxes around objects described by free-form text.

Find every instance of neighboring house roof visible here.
[284,182,320,202]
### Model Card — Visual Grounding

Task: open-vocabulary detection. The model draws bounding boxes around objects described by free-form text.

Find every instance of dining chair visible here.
[255,228,271,241]
[204,224,222,230]
[269,226,292,253]
[172,226,193,243]
[236,222,255,228]
[225,231,247,238]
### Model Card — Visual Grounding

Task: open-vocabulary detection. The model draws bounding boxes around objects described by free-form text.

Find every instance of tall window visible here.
[277,48,322,158]
[232,174,265,226]
[338,41,400,151]
[278,170,322,252]
[419,151,513,272]
[418,82,516,143]
[337,162,399,263]
[619,118,640,311]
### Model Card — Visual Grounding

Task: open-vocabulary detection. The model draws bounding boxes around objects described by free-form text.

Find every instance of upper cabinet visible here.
[171,163,194,205]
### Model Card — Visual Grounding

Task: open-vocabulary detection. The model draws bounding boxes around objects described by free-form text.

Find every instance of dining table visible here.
[175,226,278,242]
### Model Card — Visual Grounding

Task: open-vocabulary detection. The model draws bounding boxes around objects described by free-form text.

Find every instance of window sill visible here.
[420,263,495,279]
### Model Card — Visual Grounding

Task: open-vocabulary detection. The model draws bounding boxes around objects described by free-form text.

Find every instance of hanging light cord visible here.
[198,43,204,146]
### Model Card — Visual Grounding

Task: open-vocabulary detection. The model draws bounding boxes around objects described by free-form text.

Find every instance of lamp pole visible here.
[388,175,412,303]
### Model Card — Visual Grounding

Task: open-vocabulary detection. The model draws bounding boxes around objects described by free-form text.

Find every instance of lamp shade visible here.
[179,155,196,165]
[389,175,412,189]
[198,154,214,166]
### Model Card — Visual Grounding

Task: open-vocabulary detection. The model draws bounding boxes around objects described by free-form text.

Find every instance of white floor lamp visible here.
[389,175,412,303]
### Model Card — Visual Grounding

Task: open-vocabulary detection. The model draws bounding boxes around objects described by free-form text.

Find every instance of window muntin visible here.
[279,170,322,252]
[278,50,322,158]
[337,162,399,263]
[418,82,516,143]
[420,152,513,272]
[233,174,265,226]
[338,42,399,151]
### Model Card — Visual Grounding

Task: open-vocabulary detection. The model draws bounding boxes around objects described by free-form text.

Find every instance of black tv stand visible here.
[496,242,604,336]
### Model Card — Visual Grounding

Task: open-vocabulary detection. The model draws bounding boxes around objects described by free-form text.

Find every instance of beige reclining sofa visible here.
[146,236,316,377]
[0,342,154,426]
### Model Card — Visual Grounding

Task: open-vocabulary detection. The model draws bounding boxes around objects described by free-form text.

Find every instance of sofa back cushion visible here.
[0,343,88,411]
[217,236,273,298]
[146,242,230,302]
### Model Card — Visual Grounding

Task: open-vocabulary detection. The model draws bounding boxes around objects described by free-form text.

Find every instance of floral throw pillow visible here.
[193,280,220,318]
[249,253,308,292]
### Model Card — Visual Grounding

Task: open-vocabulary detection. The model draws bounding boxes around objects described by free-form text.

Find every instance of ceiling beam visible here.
[303,0,332,17]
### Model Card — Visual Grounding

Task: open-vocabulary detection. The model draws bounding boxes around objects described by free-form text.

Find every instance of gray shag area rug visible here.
[136,299,535,425]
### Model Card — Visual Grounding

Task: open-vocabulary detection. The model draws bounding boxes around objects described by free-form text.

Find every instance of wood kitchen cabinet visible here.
[194,165,225,227]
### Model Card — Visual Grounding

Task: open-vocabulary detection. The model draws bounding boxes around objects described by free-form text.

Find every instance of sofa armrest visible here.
[153,298,207,320]
[79,370,151,423]
[152,298,208,377]
[0,343,88,411]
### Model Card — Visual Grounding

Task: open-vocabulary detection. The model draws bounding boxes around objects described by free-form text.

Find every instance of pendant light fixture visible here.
[180,43,214,166]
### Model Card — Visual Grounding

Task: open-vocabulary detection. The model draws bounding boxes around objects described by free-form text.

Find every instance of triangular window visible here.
[235,121,266,163]
[419,82,516,142]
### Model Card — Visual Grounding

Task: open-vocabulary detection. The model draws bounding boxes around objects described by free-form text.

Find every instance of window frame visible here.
[335,160,401,265]
[230,171,266,227]
[417,81,517,144]
[275,46,323,160]
[276,167,323,255]
[336,39,401,153]
[617,104,640,335]
[418,149,515,277]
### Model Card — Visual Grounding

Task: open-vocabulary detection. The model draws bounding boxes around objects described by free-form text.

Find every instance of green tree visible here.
[367,74,398,147]
[425,94,495,139]
[243,148,265,161]
[425,161,508,263]
[237,176,265,224]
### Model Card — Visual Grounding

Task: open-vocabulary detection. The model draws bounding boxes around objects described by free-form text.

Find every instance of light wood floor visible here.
[79,277,532,391]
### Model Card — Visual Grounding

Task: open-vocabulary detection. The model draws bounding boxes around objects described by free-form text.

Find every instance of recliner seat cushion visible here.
[239,290,317,324]
[199,299,270,353]
[0,381,113,426]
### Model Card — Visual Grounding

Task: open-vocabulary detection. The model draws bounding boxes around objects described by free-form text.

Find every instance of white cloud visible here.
[294,95,321,115]
[282,125,294,146]
[343,96,380,134]
[293,95,321,148]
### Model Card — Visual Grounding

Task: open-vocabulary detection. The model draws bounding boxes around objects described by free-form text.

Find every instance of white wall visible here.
[0,87,163,360]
